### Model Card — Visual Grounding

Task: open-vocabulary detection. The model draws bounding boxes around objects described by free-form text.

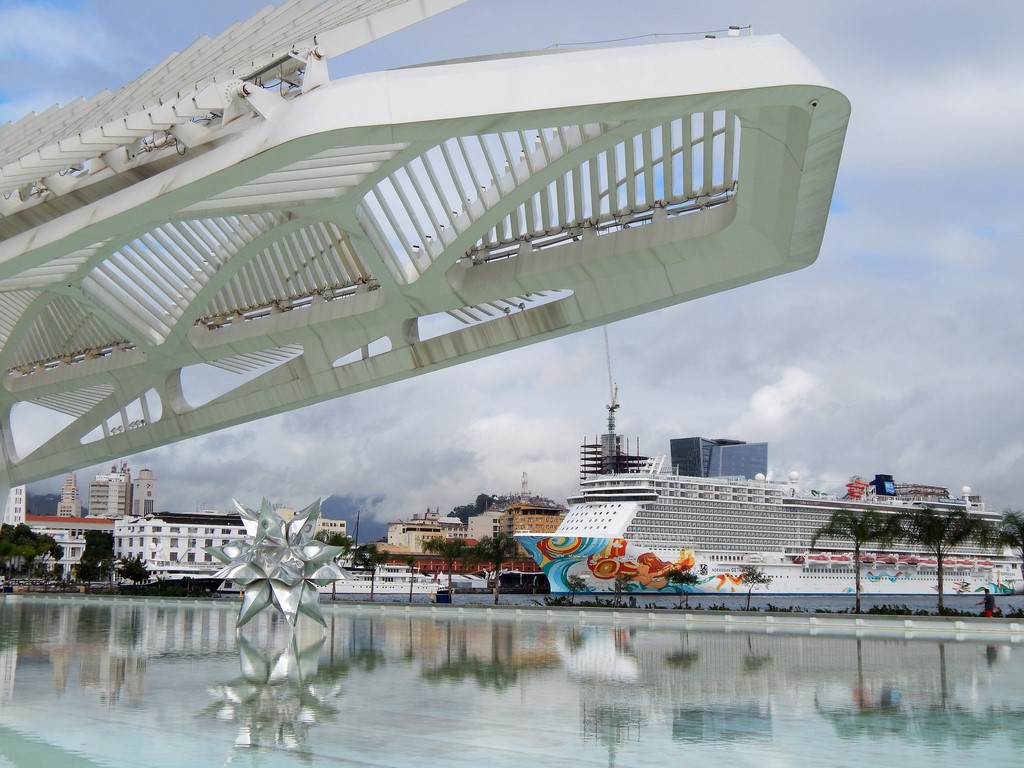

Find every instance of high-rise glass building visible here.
[670,437,767,480]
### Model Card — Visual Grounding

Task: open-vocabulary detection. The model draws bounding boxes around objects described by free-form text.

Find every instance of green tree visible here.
[315,530,353,554]
[738,565,772,610]
[79,530,115,587]
[0,524,63,580]
[116,554,150,585]
[811,508,897,614]
[996,509,1024,566]
[400,553,418,603]
[353,543,390,601]
[893,507,994,612]
[565,574,588,605]
[666,568,699,608]
[474,532,520,605]
[423,537,469,593]
[613,572,636,606]
[0,535,15,579]
[315,530,352,599]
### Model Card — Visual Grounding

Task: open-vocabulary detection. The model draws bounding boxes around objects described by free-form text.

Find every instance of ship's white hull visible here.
[316,565,440,596]
[516,535,1022,597]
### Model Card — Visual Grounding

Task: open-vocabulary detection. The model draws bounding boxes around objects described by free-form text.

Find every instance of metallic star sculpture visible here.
[207,498,346,628]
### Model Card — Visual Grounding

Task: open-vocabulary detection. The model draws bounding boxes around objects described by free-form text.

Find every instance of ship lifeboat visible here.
[792,555,806,564]
[942,559,956,566]
[898,556,919,566]
[808,554,830,564]
[859,554,874,564]
[956,560,975,567]
[920,558,937,565]
[830,554,853,565]
[877,555,898,565]
[977,560,995,567]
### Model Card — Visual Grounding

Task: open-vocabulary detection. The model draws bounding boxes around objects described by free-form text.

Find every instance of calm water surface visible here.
[1,596,1020,767]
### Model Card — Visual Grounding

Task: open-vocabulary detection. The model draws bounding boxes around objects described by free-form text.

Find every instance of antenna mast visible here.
[602,327,621,472]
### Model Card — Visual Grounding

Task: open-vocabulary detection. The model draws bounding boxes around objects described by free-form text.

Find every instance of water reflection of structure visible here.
[815,638,1024,749]
[3,599,1024,765]
[200,622,339,755]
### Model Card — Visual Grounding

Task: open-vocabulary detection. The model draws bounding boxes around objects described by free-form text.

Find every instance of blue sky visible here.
[4,0,1024,523]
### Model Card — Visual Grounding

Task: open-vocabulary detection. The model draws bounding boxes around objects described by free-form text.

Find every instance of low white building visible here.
[114,510,246,581]
[24,515,115,578]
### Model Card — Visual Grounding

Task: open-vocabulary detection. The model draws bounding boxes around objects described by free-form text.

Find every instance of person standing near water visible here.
[978,588,996,617]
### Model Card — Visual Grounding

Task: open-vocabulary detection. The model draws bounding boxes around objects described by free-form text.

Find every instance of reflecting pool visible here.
[1,596,1022,767]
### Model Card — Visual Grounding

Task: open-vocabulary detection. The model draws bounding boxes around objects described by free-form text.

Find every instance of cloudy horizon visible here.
[4,0,1023,524]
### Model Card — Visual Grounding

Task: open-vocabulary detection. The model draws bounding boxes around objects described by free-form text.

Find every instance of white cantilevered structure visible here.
[0,0,849,498]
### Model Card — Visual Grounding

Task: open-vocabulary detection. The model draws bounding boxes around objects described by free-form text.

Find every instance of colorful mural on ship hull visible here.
[518,535,717,595]
[517,535,1021,596]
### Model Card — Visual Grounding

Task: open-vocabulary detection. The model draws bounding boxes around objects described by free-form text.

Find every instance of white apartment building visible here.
[56,473,81,517]
[88,462,132,519]
[114,511,246,581]
[25,515,115,578]
[3,486,25,526]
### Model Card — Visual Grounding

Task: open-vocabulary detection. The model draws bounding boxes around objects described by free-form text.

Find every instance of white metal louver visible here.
[0,0,849,496]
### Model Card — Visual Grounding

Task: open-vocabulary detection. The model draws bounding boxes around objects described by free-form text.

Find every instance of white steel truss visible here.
[0,0,849,493]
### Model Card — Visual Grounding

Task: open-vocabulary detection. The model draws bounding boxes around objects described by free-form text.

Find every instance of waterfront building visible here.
[24,515,115,577]
[2,485,25,526]
[317,517,348,538]
[131,469,157,516]
[88,462,132,519]
[466,507,504,542]
[265,503,347,538]
[465,476,567,547]
[388,509,466,551]
[56,474,81,518]
[114,510,245,581]
[670,436,768,479]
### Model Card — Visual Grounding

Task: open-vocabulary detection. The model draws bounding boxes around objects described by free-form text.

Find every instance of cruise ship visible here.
[516,416,1021,598]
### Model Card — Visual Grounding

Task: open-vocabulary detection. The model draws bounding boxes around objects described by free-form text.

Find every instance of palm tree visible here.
[996,509,1024,565]
[423,537,468,593]
[566,574,588,605]
[474,533,520,605]
[315,530,352,600]
[665,568,699,608]
[811,508,897,614]
[894,507,994,612]
[400,553,418,603]
[315,530,354,557]
[613,572,636,606]
[352,544,390,601]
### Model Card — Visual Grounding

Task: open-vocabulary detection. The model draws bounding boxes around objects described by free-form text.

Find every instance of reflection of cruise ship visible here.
[517,412,1021,597]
